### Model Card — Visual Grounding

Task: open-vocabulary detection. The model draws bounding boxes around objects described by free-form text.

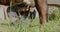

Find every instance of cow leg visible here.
[35,0,48,24]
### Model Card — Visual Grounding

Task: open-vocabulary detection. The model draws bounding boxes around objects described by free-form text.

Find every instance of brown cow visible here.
[0,0,48,24]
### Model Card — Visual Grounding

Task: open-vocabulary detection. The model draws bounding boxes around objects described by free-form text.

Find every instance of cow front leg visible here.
[40,2,48,24]
[35,0,48,24]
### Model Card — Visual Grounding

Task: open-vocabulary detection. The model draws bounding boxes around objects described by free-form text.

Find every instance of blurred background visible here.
[0,0,60,32]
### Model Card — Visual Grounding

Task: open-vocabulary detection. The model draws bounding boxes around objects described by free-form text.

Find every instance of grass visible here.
[0,8,60,32]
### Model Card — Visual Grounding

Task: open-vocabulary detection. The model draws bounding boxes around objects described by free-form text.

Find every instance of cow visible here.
[0,0,48,24]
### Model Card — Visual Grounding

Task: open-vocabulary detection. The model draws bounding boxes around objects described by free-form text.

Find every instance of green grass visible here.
[0,8,60,32]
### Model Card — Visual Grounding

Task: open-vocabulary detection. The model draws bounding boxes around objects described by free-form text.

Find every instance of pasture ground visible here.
[0,8,60,32]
